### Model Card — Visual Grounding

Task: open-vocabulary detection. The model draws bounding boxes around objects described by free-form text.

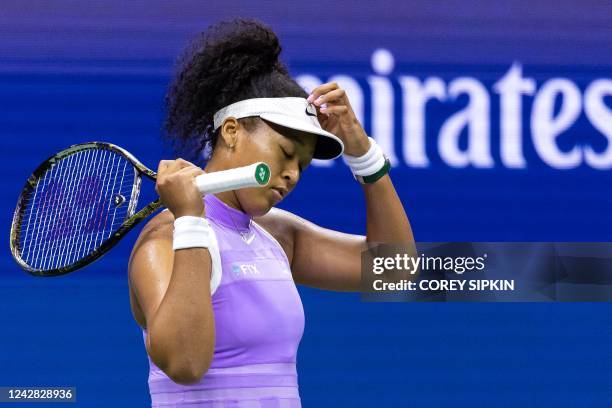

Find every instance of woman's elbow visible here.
[161,347,214,384]
[165,361,211,385]
[147,327,215,385]
[148,339,214,385]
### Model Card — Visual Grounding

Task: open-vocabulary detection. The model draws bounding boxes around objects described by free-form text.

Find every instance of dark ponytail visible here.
[164,18,307,162]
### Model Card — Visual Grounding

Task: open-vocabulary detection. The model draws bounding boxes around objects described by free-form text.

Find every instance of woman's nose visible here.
[281,165,299,186]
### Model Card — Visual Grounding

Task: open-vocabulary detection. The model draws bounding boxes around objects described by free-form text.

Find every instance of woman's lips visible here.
[270,188,284,203]
[270,185,288,203]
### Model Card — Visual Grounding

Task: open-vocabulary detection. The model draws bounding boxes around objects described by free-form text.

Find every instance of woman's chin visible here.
[240,194,275,217]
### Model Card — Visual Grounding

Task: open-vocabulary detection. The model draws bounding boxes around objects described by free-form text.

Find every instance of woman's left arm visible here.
[268,82,416,291]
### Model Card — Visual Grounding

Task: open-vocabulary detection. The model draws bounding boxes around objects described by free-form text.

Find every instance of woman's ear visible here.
[219,117,239,149]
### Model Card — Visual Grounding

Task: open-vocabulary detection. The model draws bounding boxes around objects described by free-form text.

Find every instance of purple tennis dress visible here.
[142,194,305,407]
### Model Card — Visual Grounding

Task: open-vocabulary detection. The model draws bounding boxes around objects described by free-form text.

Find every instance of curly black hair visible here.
[164,18,307,163]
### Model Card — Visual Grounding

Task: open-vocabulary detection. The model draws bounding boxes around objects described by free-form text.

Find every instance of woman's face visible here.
[231,118,317,216]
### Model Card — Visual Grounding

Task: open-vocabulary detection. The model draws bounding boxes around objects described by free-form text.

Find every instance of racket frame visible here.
[10,142,162,277]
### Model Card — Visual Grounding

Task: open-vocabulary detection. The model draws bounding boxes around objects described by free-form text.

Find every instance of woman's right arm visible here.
[128,159,215,385]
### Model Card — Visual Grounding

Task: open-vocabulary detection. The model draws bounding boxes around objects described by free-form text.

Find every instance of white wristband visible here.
[173,216,211,250]
[342,137,386,176]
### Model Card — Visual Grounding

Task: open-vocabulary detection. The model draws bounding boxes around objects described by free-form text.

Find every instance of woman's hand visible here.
[307,82,371,157]
[156,158,205,218]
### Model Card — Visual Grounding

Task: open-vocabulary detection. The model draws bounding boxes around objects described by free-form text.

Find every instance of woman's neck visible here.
[203,158,245,213]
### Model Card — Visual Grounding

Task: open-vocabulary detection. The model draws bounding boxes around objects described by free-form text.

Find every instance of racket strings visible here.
[24,150,124,269]
[19,149,136,271]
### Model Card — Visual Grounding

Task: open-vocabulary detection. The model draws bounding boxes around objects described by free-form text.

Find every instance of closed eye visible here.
[280,146,303,173]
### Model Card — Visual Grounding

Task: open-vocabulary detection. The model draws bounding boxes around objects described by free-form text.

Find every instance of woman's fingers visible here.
[156,159,200,193]
[175,165,205,180]
[319,104,349,116]
[307,82,369,155]
[155,159,205,218]
[307,83,355,120]
[158,158,195,177]
[164,158,193,176]
[164,162,204,187]
[307,82,341,103]
[157,160,171,176]
[174,158,194,168]
[311,88,346,106]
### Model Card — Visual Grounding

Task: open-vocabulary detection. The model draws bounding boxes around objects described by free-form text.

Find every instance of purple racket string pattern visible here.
[18,149,136,271]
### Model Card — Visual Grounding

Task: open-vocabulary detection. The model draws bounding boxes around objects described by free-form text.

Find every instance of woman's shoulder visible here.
[254,206,313,232]
[150,209,175,226]
[130,210,174,257]
[253,207,304,263]
[254,207,294,236]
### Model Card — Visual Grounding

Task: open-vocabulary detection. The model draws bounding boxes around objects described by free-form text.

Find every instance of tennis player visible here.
[128,18,414,407]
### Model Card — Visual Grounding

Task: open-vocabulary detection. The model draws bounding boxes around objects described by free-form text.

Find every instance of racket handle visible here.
[195,162,271,195]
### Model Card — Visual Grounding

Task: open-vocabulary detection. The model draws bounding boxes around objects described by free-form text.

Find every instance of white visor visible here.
[213,97,344,160]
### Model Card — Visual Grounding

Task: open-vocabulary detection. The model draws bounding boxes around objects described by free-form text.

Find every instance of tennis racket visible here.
[9,142,271,277]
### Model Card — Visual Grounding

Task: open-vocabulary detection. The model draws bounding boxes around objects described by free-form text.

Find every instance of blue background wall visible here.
[1,1,611,406]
